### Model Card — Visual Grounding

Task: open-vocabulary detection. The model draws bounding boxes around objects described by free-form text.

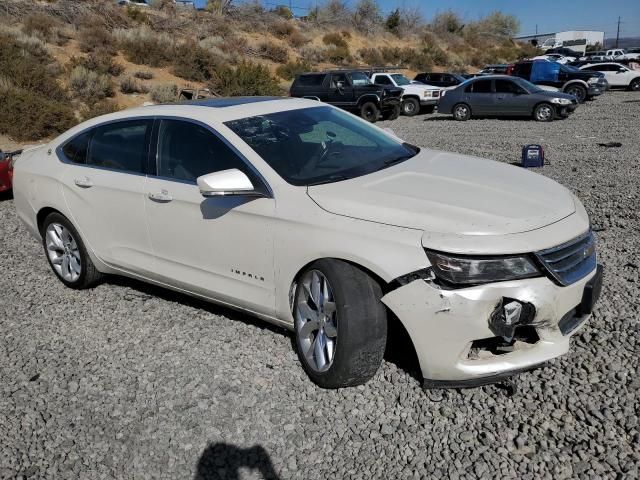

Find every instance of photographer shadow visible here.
[194,443,282,480]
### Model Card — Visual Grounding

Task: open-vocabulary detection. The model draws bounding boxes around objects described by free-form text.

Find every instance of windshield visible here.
[391,74,411,86]
[225,106,419,186]
[351,72,372,86]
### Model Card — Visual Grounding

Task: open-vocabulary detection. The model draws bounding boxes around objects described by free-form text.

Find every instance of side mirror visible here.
[197,169,261,197]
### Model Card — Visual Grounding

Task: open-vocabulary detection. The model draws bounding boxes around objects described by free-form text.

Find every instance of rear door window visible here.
[296,74,325,87]
[471,79,492,93]
[375,75,393,85]
[87,120,152,174]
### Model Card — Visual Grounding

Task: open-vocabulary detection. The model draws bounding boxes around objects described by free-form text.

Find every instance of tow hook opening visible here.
[488,297,536,340]
[468,326,540,359]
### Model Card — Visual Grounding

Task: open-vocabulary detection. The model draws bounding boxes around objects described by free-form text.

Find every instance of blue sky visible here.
[193,0,640,38]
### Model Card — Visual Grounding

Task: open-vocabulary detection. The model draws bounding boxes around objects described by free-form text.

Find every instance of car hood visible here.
[307,149,576,236]
[537,90,576,100]
[405,83,439,91]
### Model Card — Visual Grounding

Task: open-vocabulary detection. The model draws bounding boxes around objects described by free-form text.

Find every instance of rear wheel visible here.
[534,103,554,122]
[565,84,587,103]
[359,102,380,123]
[453,103,471,121]
[401,98,420,116]
[629,78,640,91]
[293,259,387,388]
[42,213,102,289]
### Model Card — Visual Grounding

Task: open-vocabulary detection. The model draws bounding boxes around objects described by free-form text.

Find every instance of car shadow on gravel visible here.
[0,190,13,202]
[194,443,281,480]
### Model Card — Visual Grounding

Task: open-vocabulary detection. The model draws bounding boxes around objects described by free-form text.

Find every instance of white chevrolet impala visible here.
[13,97,603,389]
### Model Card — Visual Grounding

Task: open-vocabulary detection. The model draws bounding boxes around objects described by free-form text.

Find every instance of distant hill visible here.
[604,37,640,48]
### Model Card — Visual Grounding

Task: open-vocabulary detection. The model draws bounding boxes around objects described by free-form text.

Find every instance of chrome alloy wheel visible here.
[536,104,553,121]
[295,270,338,372]
[45,223,81,282]
[454,104,469,120]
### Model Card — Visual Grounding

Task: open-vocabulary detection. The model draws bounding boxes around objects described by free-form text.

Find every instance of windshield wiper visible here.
[306,174,349,186]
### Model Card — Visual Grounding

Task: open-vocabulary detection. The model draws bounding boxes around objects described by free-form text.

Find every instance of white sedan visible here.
[580,63,640,91]
[13,97,603,389]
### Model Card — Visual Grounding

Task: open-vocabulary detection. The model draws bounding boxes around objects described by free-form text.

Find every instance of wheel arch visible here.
[402,94,421,102]
[37,206,65,235]
[562,79,588,91]
[356,94,381,107]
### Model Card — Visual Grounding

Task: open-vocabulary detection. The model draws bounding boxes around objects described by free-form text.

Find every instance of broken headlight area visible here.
[425,250,541,287]
[468,326,540,359]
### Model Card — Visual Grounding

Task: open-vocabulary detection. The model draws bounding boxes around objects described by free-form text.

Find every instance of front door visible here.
[327,73,354,105]
[59,119,155,274]
[144,119,276,316]
[493,79,531,115]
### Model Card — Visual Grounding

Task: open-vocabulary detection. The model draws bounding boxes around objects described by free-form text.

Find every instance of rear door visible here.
[59,119,155,273]
[463,79,494,115]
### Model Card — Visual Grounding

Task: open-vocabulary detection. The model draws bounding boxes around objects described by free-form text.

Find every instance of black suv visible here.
[511,60,606,103]
[289,70,403,122]
[414,72,466,88]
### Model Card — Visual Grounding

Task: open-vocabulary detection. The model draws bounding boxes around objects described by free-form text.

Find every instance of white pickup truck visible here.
[605,49,640,60]
[370,72,442,116]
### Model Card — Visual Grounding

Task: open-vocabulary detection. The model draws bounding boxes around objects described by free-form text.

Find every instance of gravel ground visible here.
[1,91,639,480]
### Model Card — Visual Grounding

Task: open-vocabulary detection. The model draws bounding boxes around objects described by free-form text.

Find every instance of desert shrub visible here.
[70,66,114,100]
[134,70,154,80]
[119,76,148,94]
[324,45,351,64]
[474,12,520,37]
[276,59,312,80]
[114,27,175,67]
[150,83,178,103]
[69,52,124,77]
[353,0,381,34]
[273,20,296,38]
[172,41,222,81]
[219,36,249,56]
[125,5,150,24]
[359,47,384,66]
[256,41,289,63]
[0,33,66,102]
[312,0,351,27]
[272,5,293,19]
[379,46,401,64]
[431,10,464,34]
[298,44,329,63]
[322,32,348,48]
[78,26,115,55]
[385,8,401,34]
[209,61,281,96]
[22,13,69,45]
[409,50,434,71]
[0,85,75,141]
[80,99,120,121]
[287,30,308,48]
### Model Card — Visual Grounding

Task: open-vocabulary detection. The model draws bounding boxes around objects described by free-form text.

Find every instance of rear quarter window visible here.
[295,74,326,87]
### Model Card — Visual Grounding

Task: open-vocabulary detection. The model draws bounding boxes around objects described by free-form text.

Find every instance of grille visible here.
[535,231,597,286]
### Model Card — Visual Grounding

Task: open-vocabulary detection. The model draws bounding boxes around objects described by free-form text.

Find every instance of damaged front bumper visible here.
[381,265,603,388]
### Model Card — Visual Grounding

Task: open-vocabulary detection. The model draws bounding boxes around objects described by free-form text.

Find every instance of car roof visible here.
[174,96,283,107]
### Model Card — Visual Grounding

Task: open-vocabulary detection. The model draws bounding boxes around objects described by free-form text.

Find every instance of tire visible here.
[359,101,379,123]
[564,84,587,103]
[401,97,420,116]
[452,103,471,121]
[629,78,640,91]
[293,259,387,389]
[533,103,555,122]
[382,104,401,120]
[41,212,102,289]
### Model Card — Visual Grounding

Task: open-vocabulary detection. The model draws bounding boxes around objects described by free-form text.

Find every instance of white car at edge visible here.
[369,72,442,116]
[12,97,603,389]
[579,63,640,90]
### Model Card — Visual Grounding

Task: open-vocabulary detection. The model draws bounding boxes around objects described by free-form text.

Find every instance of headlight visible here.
[587,77,598,84]
[551,97,572,105]
[425,251,541,286]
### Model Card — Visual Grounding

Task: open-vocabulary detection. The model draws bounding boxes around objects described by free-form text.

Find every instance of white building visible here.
[515,30,605,54]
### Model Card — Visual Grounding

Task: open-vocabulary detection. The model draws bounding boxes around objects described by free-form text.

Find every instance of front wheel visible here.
[42,212,102,289]
[452,103,471,121]
[383,104,401,120]
[533,103,554,122]
[401,98,420,116]
[565,84,587,103]
[629,78,640,91]
[293,259,387,388]
[359,102,380,123]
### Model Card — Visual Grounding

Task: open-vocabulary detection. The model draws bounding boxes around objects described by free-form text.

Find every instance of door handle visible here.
[148,191,173,203]
[74,177,93,188]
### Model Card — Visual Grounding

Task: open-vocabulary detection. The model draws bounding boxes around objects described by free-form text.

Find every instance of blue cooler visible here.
[522,145,544,168]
